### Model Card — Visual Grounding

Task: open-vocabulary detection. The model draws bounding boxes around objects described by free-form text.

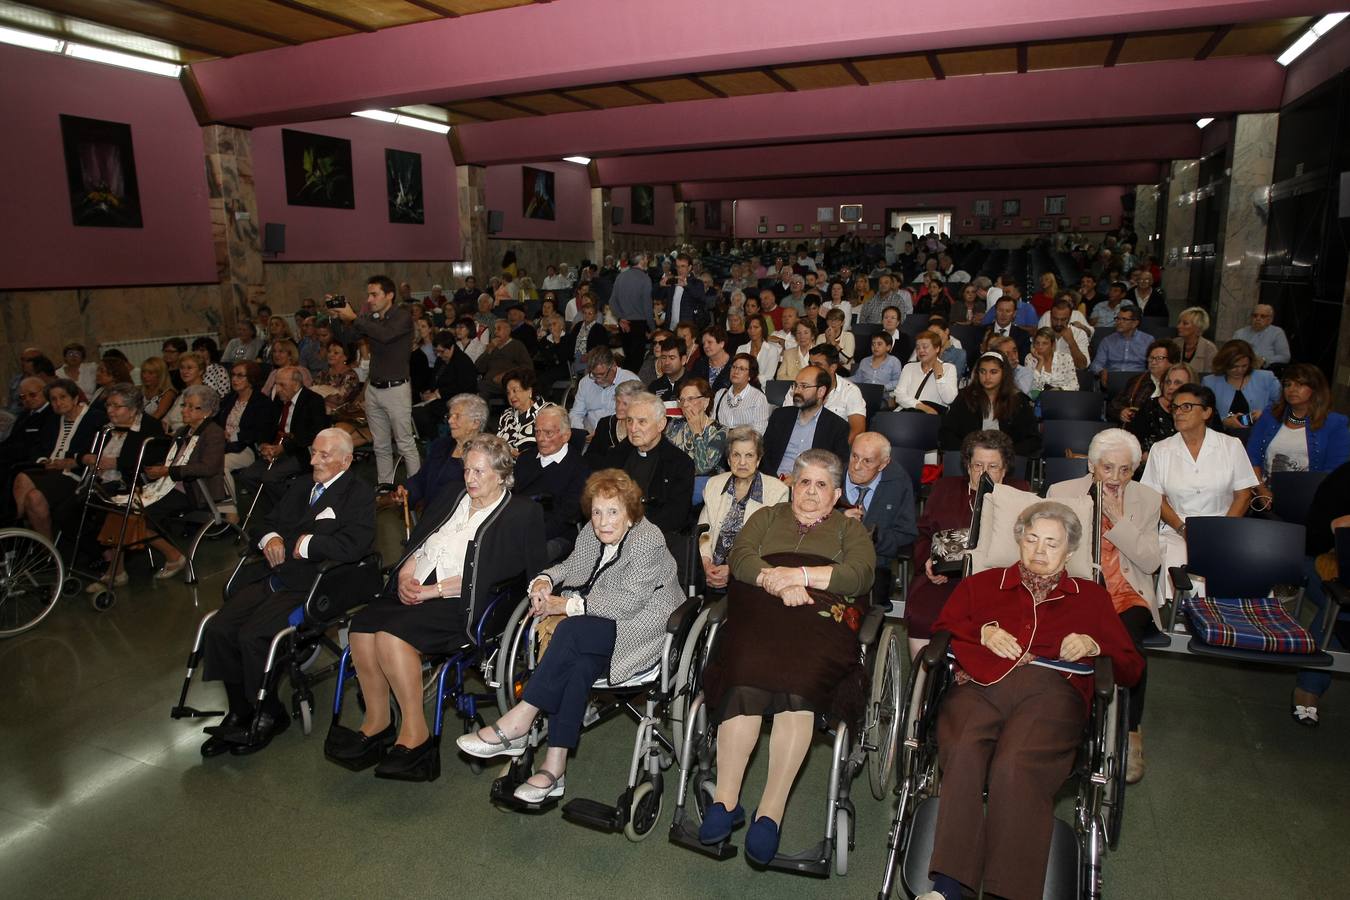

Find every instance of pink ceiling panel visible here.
[593,124,1201,185]
[187,0,1331,126]
[454,57,1284,164]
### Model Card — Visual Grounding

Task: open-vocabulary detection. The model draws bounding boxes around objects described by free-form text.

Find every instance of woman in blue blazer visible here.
[1246,364,1350,481]
[1201,339,1280,434]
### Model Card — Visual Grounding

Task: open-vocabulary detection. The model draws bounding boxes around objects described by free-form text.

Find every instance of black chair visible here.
[872,410,940,451]
[1041,420,1110,458]
[1088,326,1115,362]
[856,382,886,422]
[949,324,985,357]
[851,322,883,346]
[900,313,929,338]
[765,379,792,407]
[941,450,1031,482]
[1268,471,1329,524]
[1103,369,1144,401]
[1041,456,1090,491]
[890,446,926,498]
[1039,392,1104,422]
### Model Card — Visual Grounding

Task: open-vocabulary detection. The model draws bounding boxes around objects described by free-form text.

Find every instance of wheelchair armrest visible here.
[706,597,729,625]
[1168,566,1192,593]
[1093,655,1115,700]
[666,595,702,635]
[923,631,952,668]
[857,604,885,646]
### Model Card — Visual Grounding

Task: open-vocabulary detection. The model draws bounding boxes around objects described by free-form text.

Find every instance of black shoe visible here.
[374,737,440,782]
[376,482,396,495]
[325,724,397,771]
[223,711,290,755]
[200,734,234,758]
[202,712,250,738]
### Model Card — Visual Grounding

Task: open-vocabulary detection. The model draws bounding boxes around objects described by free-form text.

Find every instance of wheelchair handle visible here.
[1092,656,1115,700]
[923,631,953,668]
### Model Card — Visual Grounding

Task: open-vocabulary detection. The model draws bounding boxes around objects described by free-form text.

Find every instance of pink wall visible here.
[253,116,459,262]
[484,162,592,241]
[612,185,676,235]
[0,44,216,290]
[734,187,1127,239]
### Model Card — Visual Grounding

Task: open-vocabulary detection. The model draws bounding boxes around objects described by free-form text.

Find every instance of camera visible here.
[325,295,348,310]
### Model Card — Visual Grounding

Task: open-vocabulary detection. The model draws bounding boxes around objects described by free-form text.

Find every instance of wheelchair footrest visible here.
[169,705,224,719]
[488,774,560,814]
[764,841,830,877]
[560,797,624,832]
[667,817,739,860]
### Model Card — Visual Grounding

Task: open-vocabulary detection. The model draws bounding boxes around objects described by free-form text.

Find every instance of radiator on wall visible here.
[99,331,220,368]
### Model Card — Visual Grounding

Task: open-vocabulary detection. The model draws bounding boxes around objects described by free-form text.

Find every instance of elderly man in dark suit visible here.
[1,376,55,522]
[199,427,375,757]
[234,366,330,507]
[759,366,851,479]
[618,391,694,535]
[513,403,589,562]
[842,432,918,607]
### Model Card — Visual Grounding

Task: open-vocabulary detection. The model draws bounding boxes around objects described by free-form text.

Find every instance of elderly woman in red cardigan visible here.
[918,500,1143,900]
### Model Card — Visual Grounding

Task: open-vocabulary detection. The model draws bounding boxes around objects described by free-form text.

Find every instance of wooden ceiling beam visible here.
[1016,43,1028,73]
[260,0,374,33]
[1104,34,1126,66]
[926,51,945,80]
[620,83,663,103]
[147,0,299,45]
[840,60,869,86]
[761,67,798,91]
[686,75,727,98]
[401,0,460,15]
[555,90,601,110]
[489,96,545,115]
[1194,25,1231,60]
[438,104,488,122]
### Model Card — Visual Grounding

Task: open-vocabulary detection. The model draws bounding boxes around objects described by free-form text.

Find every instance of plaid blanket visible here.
[1186,596,1318,654]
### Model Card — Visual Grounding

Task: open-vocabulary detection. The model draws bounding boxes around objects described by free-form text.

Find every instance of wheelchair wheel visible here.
[298,697,313,735]
[61,576,82,598]
[494,598,534,713]
[0,528,65,637]
[1103,687,1129,850]
[89,590,116,612]
[867,625,904,801]
[668,607,712,751]
[834,807,851,876]
[623,779,663,842]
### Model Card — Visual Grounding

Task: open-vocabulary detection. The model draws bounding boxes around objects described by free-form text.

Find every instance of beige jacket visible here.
[697,471,790,561]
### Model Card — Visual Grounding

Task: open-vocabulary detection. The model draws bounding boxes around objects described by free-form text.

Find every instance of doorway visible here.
[884,208,953,238]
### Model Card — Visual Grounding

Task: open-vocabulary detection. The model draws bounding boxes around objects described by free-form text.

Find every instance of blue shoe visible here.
[744,811,781,865]
[697,802,745,844]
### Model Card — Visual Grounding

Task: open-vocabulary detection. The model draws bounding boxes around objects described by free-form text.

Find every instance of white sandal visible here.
[513,770,565,803]
[455,724,528,758]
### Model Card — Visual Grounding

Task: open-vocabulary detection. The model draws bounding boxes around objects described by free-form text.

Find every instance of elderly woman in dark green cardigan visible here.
[697,448,876,864]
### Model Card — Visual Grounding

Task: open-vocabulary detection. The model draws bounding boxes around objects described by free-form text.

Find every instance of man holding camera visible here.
[330,274,421,493]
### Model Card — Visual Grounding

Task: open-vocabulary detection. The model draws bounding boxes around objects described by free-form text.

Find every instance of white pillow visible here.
[969,483,1096,580]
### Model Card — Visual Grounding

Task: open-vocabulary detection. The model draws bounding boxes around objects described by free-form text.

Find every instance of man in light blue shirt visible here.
[570,346,639,433]
[980,277,1037,329]
[1089,305,1153,386]
[1232,303,1290,368]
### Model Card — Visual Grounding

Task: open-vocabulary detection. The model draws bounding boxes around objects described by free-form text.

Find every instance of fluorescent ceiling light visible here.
[66,43,180,77]
[351,110,450,134]
[0,25,61,52]
[1195,117,1214,129]
[563,156,592,165]
[1278,12,1348,66]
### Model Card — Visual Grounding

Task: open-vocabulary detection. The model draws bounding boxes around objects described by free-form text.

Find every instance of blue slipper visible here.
[744,811,781,865]
[697,802,745,844]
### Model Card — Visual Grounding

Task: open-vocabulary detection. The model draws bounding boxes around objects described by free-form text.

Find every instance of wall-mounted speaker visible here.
[487,210,504,234]
[611,207,624,226]
[263,223,285,254]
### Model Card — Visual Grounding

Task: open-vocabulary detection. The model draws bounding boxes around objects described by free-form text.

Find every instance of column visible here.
[674,200,691,246]
[1213,113,1278,341]
[203,125,263,333]
[1161,159,1199,312]
[591,186,612,265]
[1132,183,1161,257]
[457,164,489,280]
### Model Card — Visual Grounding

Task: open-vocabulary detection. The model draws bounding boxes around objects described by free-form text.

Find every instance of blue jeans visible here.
[1296,556,1343,697]
[522,616,616,749]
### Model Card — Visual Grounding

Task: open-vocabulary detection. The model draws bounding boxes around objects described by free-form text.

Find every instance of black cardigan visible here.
[938,391,1042,458]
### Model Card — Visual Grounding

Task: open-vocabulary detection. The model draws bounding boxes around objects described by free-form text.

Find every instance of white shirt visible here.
[985,286,1004,308]
[260,471,344,558]
[820,299,853,326]
[539,443,569,468]
[893,360,959,409]
[412,492,506,585]
[713,384,772,434]
[782,375,865,422]
[1036,309,1091,358]
[542,274,570,291]
[1140,429,1259,532]
[751,341,782,384]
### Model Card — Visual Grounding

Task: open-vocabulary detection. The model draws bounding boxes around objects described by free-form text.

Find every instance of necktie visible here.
[309,482,325,506]
[854,485,870,511]
[275,400,292,443]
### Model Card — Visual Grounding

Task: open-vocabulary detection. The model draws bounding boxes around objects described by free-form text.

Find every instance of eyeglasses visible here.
[968,461,1006,473]
[792,382,819,390]
[1172,402,1207,413]
[1147,354,1170,362]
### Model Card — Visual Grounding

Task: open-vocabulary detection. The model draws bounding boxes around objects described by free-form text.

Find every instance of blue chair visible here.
[856,382,886,422]
[1268,471,1329,524]
[1041,420,1110,458]
[765,379,792,407]
[873,410,940,451]
[1039,392,1104,422]
[1041,457,1090,492]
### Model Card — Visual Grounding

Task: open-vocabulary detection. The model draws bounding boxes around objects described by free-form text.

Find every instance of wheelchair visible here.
[170,549,383,737]
[665,595,904,876]
[877,484,1129,900]
[325,573,526,781]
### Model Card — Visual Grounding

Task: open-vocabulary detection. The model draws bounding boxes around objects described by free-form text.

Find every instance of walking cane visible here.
[240,457,274,535]
[402,492,412,543]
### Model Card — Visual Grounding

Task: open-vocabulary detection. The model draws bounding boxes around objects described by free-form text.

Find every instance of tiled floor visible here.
[1,512,1346,899]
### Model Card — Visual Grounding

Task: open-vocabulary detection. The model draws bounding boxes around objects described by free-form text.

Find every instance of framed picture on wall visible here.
[980,218,995,231]
[704,202,722,230]
[1001,199,1020,216]
[810,224,820,232]
[793,223,804,232]
[1099,215,1113,225]
[871,223,882,231]
[60,114,143,227]
[631,185,655,225]
[385,149,424,224]
[817,206,835,222]
[775,224,787,233]
[961,217,974,228]
[1037,218,1053,230]
[1020,218,1032,227]
[1044,195,1067,214]
[973,199,992,216]
[827,223,839,232]
[1058,216,1072,229]
[1079,216,1092,225]
[282,128,354,209]
[522,166,556,220]
[757,224,768,234]
[839,204,863,222]
[1001,218,1013,227]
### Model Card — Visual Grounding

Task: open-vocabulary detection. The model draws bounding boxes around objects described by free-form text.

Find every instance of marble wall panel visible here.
[1215,113,1277,341]
[1162,159,1199,315]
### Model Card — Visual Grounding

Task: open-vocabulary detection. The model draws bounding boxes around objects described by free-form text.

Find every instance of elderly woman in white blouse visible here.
[713,353,773,434]
[1140,381,1258,600]
[698,426,790,590]
[1026,327,1080,394]
[893,329,959,414]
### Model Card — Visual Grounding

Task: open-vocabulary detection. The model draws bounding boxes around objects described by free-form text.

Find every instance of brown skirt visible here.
[702,552,867,729]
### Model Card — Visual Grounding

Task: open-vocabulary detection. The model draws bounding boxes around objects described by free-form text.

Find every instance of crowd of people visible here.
[3,227,1347,898]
